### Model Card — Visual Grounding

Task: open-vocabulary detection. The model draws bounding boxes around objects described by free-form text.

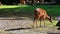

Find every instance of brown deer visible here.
[33,8,53,28]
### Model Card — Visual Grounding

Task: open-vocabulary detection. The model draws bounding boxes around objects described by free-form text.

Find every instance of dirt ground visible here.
[0,17,60,34]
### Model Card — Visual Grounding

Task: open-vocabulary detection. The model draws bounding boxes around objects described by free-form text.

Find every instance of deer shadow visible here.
[5,27,32,31]
[56,20,60,30]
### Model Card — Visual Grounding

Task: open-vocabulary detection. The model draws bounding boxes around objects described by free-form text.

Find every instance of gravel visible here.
[0,17,60,34]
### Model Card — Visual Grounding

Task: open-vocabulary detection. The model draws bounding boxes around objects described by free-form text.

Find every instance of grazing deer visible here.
[33,8,53,28]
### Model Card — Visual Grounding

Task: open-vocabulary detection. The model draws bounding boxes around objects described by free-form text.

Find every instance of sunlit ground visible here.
[0,5,28,9]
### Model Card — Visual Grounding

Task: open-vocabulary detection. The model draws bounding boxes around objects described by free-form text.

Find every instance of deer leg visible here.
[43,16,45,27]
[33,19,36,28]
[43,15,46,27]
[39,18,41,27]
[33,20,35,28]
[35,20,38,28]
[33,18,38,28]
[35,17,39,28]
[43,19,45,27]
[33,14,39,28]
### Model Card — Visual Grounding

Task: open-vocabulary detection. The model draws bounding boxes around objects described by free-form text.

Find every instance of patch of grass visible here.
[0,5,60,16]
[37,20,58,27]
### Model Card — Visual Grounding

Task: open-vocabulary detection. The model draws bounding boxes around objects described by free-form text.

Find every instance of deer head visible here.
[49,16,53,23]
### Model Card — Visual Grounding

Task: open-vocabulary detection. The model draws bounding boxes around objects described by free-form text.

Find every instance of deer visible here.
[33,8,53,28]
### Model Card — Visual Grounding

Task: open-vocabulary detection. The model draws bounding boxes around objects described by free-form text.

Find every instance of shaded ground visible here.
[0,17,60,34]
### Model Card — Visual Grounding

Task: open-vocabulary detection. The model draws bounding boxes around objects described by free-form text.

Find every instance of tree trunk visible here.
[42,0,44,3]
[33,0,36,3]
[20,0,26,4]
[0,2,1,5]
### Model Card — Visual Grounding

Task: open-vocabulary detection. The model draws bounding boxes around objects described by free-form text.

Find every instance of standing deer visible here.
[33,8,53,28]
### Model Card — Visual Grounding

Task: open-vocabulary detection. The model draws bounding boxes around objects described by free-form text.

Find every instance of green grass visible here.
[0,5,60,16]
